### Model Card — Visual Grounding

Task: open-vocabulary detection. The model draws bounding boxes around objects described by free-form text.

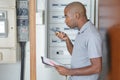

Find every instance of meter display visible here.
[0,11,7,37]
[0,21,5,33]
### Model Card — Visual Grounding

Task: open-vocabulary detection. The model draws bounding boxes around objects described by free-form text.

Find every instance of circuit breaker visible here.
[17,0,29,42]
[46,0,97,64]
[0,0,17,63]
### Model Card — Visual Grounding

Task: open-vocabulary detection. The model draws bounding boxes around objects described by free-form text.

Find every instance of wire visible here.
[65,75,67,80]
[20,42,26,80]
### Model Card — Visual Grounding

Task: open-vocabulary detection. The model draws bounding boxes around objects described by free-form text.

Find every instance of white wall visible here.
[0,42,30,80]
[0,62,21,80]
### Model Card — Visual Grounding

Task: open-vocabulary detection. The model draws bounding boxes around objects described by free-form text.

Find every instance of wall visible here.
[0,42,30,80]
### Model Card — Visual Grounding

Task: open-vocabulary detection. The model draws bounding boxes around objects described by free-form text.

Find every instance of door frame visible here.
[29,0,36,80]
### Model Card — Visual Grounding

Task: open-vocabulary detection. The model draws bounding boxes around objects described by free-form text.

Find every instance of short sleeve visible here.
[87,36,102,58]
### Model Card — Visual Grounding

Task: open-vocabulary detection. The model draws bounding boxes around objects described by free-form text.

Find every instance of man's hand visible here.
[56,31,73,54]
[55,32,68,41]
[54,65,70,76]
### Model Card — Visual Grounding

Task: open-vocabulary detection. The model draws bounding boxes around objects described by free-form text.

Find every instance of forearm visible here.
[68,65,101,76]
[65,38,73,55]
[67,58,102,76]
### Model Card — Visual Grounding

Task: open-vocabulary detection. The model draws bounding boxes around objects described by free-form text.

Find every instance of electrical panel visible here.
[0,0,17,63]
[46,0,96,64]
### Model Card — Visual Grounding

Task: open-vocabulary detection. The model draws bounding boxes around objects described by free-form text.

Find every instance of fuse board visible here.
[46,0,96,64]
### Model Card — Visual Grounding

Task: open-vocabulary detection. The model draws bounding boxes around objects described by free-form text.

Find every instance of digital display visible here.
[0,21,5,33]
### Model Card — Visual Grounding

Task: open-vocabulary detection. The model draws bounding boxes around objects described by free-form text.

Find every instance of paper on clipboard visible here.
[41,56,61,66]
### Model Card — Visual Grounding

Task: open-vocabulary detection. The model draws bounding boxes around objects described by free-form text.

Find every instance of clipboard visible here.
[41,56,61,66]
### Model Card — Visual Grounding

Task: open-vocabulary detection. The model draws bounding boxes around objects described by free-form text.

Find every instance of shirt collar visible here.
[78,21,91,34]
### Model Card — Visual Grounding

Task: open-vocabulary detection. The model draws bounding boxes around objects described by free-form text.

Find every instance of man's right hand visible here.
[55,32,68,41]
[56,31,73,54]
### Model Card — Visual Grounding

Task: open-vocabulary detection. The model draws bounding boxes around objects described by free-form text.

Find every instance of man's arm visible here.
[65,37,73,55]
[68,57,102,75]
[56,32,73,55]
[55,57,102,76]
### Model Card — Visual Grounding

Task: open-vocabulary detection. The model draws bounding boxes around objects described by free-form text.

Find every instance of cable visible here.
[20,42,26,80]
[65,75,67,80]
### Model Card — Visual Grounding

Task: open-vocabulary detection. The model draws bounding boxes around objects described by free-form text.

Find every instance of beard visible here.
[66,20,78,29]
[68,24,77,29]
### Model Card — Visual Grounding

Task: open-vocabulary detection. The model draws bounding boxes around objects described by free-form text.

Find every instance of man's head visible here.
[64,2,87,29]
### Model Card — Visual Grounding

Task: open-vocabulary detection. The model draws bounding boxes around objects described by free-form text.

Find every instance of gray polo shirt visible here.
[69,21,102,80]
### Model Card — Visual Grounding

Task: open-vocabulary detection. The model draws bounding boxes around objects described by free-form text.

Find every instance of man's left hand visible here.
[54,65,70,76]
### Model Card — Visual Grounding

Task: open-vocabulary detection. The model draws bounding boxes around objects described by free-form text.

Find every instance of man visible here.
[54,2,102,80]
